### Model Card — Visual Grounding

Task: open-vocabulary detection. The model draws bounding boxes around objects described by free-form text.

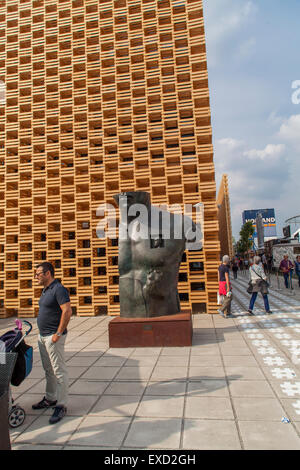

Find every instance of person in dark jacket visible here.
[232,260,239,279]
[279,254,294,289]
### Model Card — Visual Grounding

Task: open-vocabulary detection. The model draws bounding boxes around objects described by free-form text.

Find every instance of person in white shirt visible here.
[248,256,272,315]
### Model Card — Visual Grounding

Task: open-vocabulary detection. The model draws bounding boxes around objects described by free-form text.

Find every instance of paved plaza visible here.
[1,273,300,450]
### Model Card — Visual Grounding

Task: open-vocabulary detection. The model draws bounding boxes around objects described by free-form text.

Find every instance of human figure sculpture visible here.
[113,191,202,318]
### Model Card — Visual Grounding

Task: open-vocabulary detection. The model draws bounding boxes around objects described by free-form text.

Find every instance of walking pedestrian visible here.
[232,260,239,279]
[261,253,268,273]
[294,255,300,288]
[248,256,272,315]
[267,256,273,274]
[32,262,72,424]
[217,255,233,318]
[279,254,294,289]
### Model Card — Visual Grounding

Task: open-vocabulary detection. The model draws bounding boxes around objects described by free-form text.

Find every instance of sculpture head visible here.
[113,191,151,209]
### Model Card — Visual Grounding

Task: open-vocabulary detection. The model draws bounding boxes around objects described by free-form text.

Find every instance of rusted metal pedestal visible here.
[109,311,192,348]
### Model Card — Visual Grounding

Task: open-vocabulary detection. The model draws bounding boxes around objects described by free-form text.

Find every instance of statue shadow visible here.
[192,324,246,346]
[5,316,245,449]
[10,342,241,449]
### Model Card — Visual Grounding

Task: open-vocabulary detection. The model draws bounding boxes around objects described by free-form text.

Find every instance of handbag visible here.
[247,281,253,294]
[250,266,269,294]
[259,279,269,295]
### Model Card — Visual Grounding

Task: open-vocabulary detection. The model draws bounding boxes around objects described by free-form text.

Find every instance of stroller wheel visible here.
[8,406,26,428]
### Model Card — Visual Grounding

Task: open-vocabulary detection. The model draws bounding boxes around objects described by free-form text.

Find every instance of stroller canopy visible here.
[0,329,23,353]
[0,327,33,387]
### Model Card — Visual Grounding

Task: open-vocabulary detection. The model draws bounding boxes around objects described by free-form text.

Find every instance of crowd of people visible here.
[217,252,300,319]
[229,254,274,279]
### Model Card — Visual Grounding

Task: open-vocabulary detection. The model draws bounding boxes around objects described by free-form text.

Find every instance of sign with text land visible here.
[242,209,277,238]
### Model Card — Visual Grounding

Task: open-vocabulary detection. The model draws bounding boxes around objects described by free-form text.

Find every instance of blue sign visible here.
[242,208,277,238]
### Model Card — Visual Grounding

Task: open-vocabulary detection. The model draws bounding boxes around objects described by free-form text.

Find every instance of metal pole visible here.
[267,271,272,288]
[289,269,295,295]
[277,269,281,290]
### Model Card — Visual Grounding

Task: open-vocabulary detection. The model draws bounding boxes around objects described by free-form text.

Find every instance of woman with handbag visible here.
[248,256,272,315]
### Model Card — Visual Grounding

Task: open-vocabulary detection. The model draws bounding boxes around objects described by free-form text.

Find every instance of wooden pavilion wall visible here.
[0,0,219,318]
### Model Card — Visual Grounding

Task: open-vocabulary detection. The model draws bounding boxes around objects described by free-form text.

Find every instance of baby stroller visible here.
[0,320,33,428]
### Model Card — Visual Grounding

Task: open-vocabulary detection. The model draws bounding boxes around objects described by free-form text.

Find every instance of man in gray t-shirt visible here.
[32,262,72,424]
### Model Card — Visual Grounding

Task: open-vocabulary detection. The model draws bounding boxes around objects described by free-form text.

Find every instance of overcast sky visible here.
[203,0,300,240]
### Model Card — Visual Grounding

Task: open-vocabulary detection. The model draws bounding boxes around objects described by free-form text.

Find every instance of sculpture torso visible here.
[114,192,196,318]
[119,220,185,318]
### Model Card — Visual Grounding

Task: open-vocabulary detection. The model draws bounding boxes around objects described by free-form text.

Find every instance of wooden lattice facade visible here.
[0,0,220,318]
[217,174,233,260]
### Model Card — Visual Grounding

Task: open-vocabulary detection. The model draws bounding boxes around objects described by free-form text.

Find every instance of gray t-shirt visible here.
[37,279,70,336]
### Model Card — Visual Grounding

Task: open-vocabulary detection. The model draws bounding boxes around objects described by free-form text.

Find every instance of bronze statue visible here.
[113,191,202,318]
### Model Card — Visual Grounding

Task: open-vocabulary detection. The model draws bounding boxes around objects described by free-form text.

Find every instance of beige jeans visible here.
[220,293,233,315]
[38,334,68,407]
